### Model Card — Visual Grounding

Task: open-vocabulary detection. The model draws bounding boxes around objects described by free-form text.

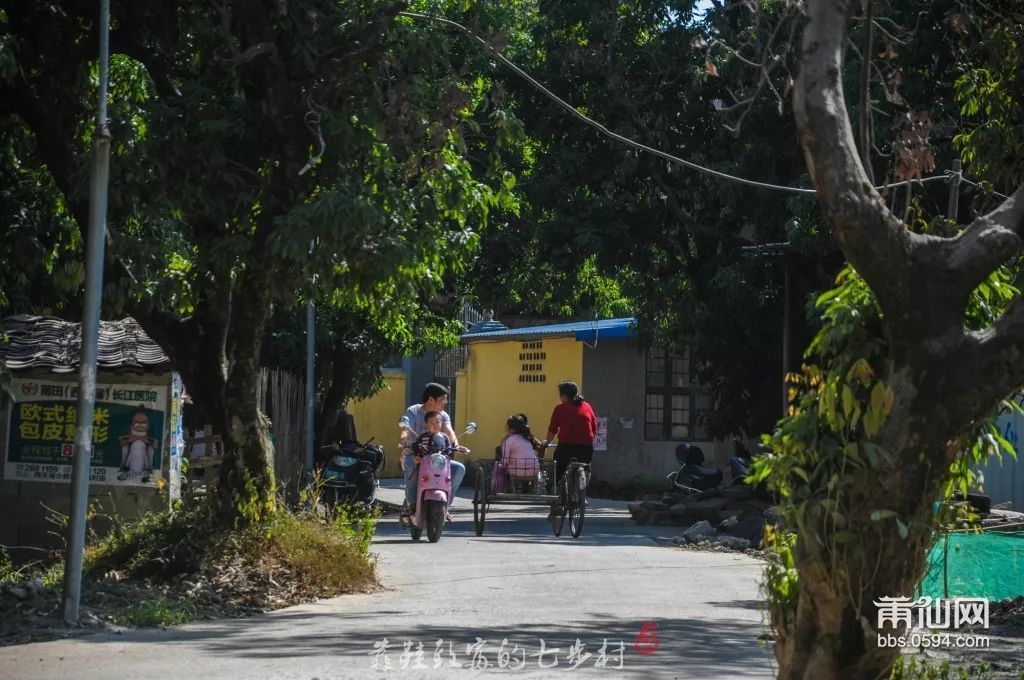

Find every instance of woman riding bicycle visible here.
[541,380,597,520]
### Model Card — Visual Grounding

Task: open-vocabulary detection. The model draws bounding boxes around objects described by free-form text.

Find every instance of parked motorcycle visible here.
[317,438,385,508]
[667,443,723,494]
[399,418,475,543]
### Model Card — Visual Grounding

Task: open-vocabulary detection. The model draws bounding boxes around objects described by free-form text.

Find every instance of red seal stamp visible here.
[635,621,660,655]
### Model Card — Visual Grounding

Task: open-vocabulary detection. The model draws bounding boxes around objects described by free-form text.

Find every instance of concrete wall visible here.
[582,340,729,489]
[347,369,407,478]
[0,368,169,562]
[460,336,583,465]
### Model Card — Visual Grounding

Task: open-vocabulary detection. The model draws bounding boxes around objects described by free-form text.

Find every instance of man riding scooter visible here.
[400,415,475,542]
[399,383,466,523]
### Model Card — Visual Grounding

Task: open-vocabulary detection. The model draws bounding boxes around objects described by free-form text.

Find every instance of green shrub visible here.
[889,657,993,680]
[117,596,197,627]
[0,547,14,582]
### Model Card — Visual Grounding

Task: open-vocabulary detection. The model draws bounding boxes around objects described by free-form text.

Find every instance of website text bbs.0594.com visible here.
[877,633,991,649]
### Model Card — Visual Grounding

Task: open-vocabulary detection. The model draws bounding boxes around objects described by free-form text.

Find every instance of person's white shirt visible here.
[400,404,458,472]
[402,403,452,436]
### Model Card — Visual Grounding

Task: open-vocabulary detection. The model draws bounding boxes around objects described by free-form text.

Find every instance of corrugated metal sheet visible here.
[979,406,1024,510]
[0,315,170,372]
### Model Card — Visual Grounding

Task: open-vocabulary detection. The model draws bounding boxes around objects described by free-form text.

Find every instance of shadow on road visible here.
[374,510,716,550]
[72,611,775,678]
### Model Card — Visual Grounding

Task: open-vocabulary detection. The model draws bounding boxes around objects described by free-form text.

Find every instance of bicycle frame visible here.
[552,458,591,538]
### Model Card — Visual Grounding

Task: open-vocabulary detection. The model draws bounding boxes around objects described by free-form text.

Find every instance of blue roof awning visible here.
[461,317,637,342]
[574,319,636,341]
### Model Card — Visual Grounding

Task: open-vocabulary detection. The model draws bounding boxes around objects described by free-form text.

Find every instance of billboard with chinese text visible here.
[4,376,168,486]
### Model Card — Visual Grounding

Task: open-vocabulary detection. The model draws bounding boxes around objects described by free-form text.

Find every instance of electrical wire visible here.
[398,11,963,197]
[955,174,1010,200]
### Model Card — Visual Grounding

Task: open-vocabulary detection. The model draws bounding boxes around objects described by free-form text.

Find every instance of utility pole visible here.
[305,239,316,478]
[782,264,791,417]
[947,158,962,224]
[64,0,111,625]
[305,297,315,476]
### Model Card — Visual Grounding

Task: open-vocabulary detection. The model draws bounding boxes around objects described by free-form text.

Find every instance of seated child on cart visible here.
[499,414,541,493]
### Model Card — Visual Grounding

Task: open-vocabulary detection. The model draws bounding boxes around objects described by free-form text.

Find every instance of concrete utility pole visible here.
[64,0,111,625]
[306,297,315,475]
[947,158,962,224]
[782,265,791,416]
[305,239,316,478]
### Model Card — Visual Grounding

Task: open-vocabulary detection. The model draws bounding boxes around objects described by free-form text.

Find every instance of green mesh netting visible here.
[919,531,1024,601]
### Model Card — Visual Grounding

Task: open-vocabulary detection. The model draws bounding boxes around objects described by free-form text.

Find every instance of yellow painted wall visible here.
[348,369,406,478]
[459,337,583,466]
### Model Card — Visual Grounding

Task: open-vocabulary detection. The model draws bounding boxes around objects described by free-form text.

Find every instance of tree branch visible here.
[795,0,909,302]
[945,294,1024,427]
[2,82,89,229]
[857,1,875,184]
[945,184,1024,287]
[108,31,180,99]
[218,42,276,69]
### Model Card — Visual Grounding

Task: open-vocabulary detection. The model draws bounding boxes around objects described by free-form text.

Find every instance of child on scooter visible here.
[402,411,451,522]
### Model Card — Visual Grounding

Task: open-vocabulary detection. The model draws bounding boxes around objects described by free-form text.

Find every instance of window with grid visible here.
[644,346,712,440]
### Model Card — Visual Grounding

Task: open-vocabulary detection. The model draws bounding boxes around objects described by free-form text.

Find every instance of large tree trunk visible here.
[317,345,357,445]
[773,361,970,679]
[215,255,277,514]
[778,2,1024,677]
[131,262,276,520]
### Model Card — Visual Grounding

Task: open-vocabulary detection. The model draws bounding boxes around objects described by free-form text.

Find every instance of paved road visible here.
[0,482,775,680]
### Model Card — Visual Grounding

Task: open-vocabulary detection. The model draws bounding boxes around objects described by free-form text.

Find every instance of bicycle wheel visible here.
[551,509,565,537]
[473,465,487,536]
[551,475,567,537]
[568,467,586,538]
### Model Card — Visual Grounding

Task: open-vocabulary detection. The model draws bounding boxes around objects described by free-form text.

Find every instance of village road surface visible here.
[0,481,774,680]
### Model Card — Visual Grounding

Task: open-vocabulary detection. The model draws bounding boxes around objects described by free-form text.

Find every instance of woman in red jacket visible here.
[543,380,597,519]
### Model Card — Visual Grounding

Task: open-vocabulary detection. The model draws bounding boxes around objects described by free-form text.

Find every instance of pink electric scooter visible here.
[399,420,475,543]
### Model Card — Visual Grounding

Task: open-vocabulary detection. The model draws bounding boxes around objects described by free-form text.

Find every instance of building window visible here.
[644,346,712,440]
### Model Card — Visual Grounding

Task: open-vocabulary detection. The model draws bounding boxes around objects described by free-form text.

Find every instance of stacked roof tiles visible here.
[0,315,170,372]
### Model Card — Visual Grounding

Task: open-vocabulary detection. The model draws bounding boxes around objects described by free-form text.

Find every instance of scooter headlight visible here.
[429,453,447,469]
[332,455,358,467]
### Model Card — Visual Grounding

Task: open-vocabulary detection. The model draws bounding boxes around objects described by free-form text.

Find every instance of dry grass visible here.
[1,502,379,638]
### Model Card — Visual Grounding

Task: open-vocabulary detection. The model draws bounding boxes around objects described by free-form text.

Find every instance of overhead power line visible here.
[399,11,1002,199]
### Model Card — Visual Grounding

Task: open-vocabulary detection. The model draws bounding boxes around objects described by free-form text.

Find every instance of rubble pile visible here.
[981,507,1024,530]
[0,578,106,645]
[990,596,1024,629]
[628,482,776,550]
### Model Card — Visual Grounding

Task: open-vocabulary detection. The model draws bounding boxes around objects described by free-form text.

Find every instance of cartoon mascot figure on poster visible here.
[119,406,157,482]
